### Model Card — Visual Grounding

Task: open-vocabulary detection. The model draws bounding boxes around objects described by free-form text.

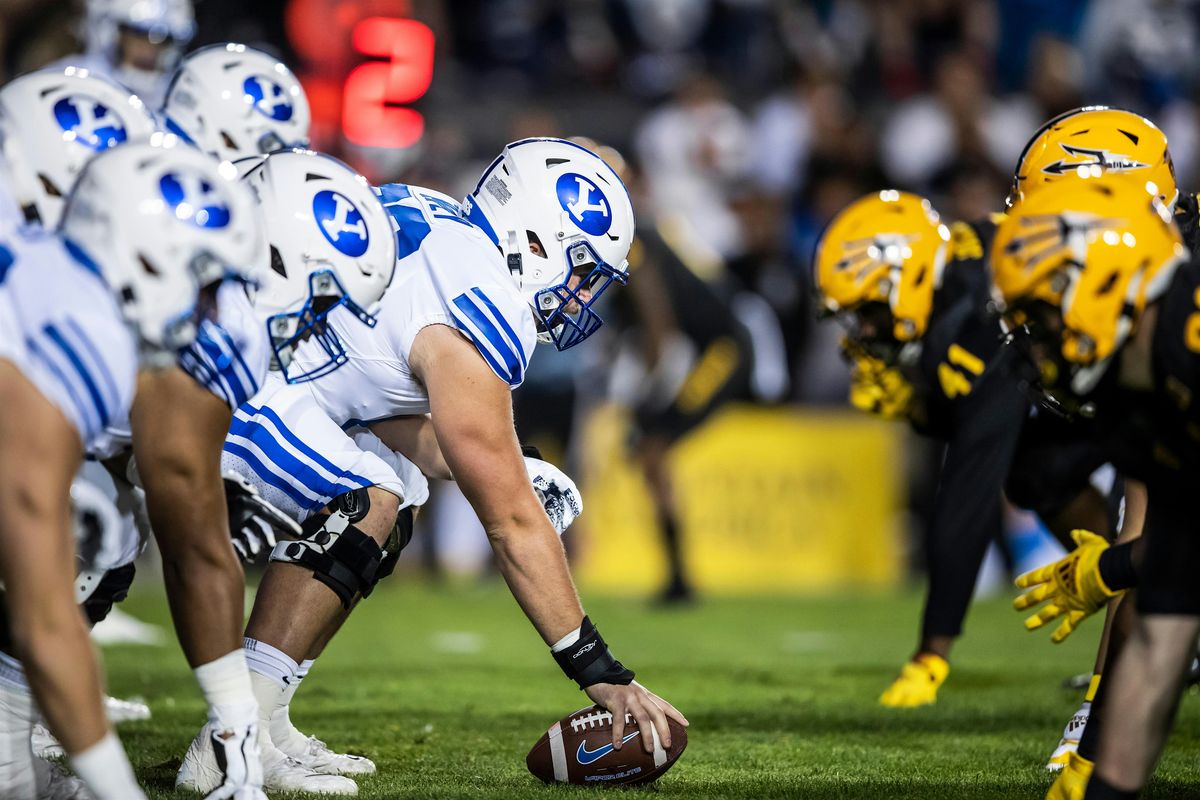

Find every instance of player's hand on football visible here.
[585,680,689,754]
[1013,529,1121,643]
[223,472,301,563]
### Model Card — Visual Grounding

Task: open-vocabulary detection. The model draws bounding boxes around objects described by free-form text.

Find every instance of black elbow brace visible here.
[552,616,635,690]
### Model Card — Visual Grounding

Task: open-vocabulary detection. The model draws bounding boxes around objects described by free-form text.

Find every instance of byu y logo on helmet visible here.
[159,171,233,229]
[53,96,127,151]
[242,75,294,122]
[556,173,612,236]
[313,190,369,257]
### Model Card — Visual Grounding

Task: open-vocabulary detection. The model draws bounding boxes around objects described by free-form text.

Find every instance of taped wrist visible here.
[1098,541,1137,591]
[551,616,635,689]
[271,509,384,609]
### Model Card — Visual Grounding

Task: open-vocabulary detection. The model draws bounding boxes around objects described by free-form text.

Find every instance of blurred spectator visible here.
[635,74,750,259]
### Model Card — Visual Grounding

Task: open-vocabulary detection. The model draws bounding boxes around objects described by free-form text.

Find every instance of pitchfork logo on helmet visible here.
[52,96,128,151]
[242,75,294,122]
[159,171,232,229]
[556,173,612,236]
[312,189,369,257]
[1040,144,1150,177]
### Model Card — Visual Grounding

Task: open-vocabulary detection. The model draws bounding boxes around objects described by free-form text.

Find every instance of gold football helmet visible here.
[1010,106,1177,209]
[992,173,1185,394]
[815,190,951,344]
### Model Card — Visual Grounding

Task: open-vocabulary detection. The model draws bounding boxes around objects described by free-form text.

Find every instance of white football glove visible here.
[223,471,302,563]
[203,715,267,800]
[523,456,583,535]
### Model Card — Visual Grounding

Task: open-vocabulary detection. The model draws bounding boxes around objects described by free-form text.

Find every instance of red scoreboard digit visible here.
[285,1,435,151]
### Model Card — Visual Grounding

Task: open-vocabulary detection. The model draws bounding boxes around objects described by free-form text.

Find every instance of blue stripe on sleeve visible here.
[62,318,119,405]
[25,336,95,436]
[214,325,259,399]
[451,293,521,385]
[234,405,373,489]
[469,288,527,370]
[42,323,109,427]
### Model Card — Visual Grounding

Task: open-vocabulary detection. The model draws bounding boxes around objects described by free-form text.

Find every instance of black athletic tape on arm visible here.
[552,616,635,689]
[1098,541,1137,591]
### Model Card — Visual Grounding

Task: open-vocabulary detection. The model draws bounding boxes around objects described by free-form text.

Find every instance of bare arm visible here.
[410,324,687,751]
[130,367,244,666]
[409,324,581,643]
[369,415,453,481]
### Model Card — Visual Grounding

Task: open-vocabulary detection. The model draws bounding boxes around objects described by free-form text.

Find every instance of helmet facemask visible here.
[263,266,378,384]
[528,238,628,350]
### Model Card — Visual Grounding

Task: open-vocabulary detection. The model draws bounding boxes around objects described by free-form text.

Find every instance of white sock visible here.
[244,637,299,689]
[194,649,257,728]
[0,653,36,799]
[70,733,145,800]
[270,659,314,751]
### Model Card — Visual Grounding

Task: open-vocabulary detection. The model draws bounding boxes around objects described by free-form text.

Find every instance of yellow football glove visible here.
[847,349,913,420]
[879,653,949,708]
[1045,751,1093,800]
[1014,530,1121,643]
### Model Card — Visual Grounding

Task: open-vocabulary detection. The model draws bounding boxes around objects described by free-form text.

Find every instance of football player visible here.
[1005,106,1182,773]
[990,173,1194,800]
[0,134,257,799]
[183,138,688,794]
[56,0,195,107]
[814,188,1127,714]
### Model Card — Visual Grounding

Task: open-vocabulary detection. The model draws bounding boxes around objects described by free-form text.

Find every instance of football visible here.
[525,704,687,786]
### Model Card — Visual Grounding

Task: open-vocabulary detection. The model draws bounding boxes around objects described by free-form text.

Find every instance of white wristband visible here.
[550,626,583,653]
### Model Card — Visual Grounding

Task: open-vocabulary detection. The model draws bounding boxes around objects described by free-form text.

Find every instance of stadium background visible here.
[2,0,1193,592]
[5,2,1200,798]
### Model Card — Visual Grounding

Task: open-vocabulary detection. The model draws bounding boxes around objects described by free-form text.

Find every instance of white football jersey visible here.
[89,281,270,459]
[0,227,136,449]
[291,183,539,428]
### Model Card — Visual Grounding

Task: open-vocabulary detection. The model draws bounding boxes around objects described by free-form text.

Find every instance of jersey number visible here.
[937,344,985,399]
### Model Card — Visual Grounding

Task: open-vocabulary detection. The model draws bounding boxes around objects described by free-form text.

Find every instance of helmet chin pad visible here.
[266,269,377,382]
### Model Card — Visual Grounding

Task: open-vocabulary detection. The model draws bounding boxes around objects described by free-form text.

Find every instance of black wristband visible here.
[551,616,635,689]
[1098,541,1138,591]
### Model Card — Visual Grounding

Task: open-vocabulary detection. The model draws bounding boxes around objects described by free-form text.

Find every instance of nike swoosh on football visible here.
[576,732,641,765]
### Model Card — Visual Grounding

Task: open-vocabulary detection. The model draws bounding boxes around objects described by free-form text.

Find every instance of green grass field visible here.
[102,580,1200,799]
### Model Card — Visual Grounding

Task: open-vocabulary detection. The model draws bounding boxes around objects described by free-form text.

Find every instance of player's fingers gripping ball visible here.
[1014,530,1121,642]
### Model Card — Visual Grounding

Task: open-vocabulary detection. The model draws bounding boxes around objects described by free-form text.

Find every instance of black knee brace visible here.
[376,506,415,583]
[272,487,393,609]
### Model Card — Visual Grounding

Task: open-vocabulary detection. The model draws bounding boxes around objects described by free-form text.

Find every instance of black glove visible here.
[224,472,301,564]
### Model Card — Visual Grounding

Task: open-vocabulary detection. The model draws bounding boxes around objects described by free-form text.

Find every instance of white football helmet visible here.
[463,138,634,350]
[85,0,195,98]
[163,43,311,162]
[238,149,396,382]
[0,67,158,228]
[60,134,266,359]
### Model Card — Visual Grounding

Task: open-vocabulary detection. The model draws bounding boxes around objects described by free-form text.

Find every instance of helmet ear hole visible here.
[269,245,287,278]
[525,230,548,259]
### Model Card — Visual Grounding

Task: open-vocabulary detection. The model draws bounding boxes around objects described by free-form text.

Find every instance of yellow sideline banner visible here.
[575,405,904,593]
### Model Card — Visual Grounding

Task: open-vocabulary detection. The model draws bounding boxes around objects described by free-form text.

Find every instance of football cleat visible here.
[32,696,151,759]
[879,654,950,708]
[278,735,376,777]
[177,722,357,796]
[1046,702,1090,771]
[33,756,92,800]
[1045,751,1093,800]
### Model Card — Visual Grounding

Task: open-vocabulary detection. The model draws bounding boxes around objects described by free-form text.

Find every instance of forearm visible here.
[487,514,585,645]
[132,370,244,665]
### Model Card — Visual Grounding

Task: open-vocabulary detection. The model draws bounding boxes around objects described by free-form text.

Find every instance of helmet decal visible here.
[312,189,369,257]
[52,96,128,151]
[242,75,294,122]
[159,171,232,229]
[1040,143,1150,177]
[556,172,612,236]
